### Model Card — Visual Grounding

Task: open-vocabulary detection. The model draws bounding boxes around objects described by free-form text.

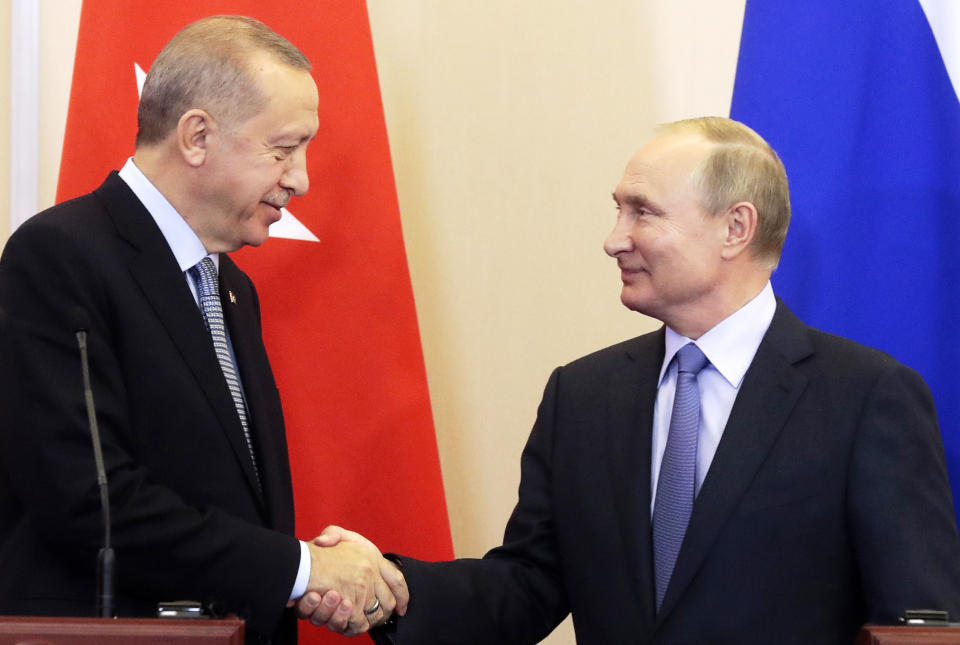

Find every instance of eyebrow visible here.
[613,191,663,215]
[277,135,311,147]
[272,128,317,147]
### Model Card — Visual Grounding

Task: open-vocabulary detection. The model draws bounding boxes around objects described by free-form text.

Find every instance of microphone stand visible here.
[76,328,115,619]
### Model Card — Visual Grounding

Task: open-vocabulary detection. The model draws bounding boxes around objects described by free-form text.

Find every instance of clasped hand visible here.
[290,525,407,636]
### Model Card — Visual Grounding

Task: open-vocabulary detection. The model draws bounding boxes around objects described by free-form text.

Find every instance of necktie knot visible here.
[190,257,219,297]
[676,343,708,376]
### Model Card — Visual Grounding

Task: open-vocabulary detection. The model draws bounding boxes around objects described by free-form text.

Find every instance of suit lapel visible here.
[607,329,664,628]
[655,302,814,623]
[97,173,266,510]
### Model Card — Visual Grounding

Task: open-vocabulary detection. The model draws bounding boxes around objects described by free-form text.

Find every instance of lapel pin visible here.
[229,290,237,305]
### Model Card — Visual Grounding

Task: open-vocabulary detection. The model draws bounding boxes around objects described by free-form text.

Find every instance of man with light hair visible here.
[0,15,405,645]
[314,116,960,644]
[660,117,791,267]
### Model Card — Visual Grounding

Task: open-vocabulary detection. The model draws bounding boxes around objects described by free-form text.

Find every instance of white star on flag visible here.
[134,62,320,243]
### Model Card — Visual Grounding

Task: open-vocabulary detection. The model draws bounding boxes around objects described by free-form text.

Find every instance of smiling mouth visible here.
[262,203,285,222]
[619,267,646,282]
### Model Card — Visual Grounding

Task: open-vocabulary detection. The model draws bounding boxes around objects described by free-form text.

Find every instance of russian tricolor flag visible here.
[731,1,960,517]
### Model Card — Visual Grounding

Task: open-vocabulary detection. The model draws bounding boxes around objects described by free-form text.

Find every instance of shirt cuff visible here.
[289,539,311,602]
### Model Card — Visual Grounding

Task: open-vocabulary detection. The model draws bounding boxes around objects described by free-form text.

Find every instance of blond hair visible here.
[659,116,791,265]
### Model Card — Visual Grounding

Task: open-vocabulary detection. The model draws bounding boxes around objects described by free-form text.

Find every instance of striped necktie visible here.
[189,257,262,493]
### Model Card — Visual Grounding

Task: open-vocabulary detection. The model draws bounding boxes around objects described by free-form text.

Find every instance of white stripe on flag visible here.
[920,0,960,102]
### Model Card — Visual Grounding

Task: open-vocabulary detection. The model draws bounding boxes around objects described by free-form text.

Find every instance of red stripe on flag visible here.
[59,2,453,642]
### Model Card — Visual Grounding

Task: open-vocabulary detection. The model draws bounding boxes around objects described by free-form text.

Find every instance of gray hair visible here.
[136,15,311,147]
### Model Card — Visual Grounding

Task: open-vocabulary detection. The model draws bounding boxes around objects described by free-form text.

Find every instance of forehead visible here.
[244,54,319,138]
[615,133,712,199]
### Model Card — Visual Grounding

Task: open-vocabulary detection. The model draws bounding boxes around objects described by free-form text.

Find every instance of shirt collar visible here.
[118,157,218,272]
[660,281,776,388]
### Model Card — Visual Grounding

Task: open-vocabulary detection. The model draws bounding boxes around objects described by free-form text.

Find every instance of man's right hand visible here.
[295,527,407,636]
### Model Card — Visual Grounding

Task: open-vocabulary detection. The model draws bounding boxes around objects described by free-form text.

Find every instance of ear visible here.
[176,109,216,167]
[720,201,758,260]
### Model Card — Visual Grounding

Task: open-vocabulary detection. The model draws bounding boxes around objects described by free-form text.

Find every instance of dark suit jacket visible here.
[382,302,960,645]
[0,173,300,644]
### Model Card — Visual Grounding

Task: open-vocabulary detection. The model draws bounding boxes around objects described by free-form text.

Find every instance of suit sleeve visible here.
[0,216,299,634]
[380,368,570,645]
[847,359,960,622]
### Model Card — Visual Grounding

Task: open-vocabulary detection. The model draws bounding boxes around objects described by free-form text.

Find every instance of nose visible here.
[603,217,634,257]
[280,147,310,197]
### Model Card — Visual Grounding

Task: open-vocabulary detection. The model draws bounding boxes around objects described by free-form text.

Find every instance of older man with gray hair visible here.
[0,15,405,644]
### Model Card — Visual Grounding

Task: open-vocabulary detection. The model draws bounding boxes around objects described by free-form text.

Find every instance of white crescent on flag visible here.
[134,62,320,243]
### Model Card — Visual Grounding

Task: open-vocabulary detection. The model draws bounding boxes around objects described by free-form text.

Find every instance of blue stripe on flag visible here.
[731,0,960,517]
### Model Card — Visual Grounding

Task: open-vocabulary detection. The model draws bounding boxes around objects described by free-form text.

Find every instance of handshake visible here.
[289,526,407,637]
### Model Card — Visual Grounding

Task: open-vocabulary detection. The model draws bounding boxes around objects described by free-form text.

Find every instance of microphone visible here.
[72,307,115,619]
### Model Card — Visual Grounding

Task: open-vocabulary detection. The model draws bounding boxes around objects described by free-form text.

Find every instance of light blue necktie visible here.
[652,342,709,610]
[189,257,262,493]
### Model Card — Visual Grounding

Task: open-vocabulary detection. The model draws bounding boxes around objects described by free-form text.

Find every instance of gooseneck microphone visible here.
[72,308,115,619]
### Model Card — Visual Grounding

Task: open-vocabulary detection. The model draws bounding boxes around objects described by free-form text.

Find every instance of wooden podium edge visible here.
[0,616,244,644]
[857,624,960,644]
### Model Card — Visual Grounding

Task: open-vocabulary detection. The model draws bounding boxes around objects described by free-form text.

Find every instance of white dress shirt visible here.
[650,282,777,514]
[117,158,311,600]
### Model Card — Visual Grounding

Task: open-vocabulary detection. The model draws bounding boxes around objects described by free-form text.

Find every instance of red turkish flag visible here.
[58,2,453,642]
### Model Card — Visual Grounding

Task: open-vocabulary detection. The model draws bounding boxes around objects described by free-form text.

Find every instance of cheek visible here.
[638,232,675,268]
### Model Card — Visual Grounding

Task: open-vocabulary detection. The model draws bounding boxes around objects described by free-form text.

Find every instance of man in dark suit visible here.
[0,15,405,644]
[313,116,960,643]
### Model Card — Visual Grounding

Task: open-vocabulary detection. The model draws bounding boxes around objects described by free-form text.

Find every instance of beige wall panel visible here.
[36,0,81,210]
[1,0,81,236]
[18,2,746,642]
[367,2,745,642]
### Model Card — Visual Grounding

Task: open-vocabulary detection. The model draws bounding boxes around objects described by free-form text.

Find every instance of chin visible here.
[619,287,642,309]
[241,224,273,248]
[244,234,271,248]
[620,290,656,317]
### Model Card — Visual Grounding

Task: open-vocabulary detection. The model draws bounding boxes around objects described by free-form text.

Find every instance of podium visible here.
[857,625,960,644]
[0,616,244,645]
